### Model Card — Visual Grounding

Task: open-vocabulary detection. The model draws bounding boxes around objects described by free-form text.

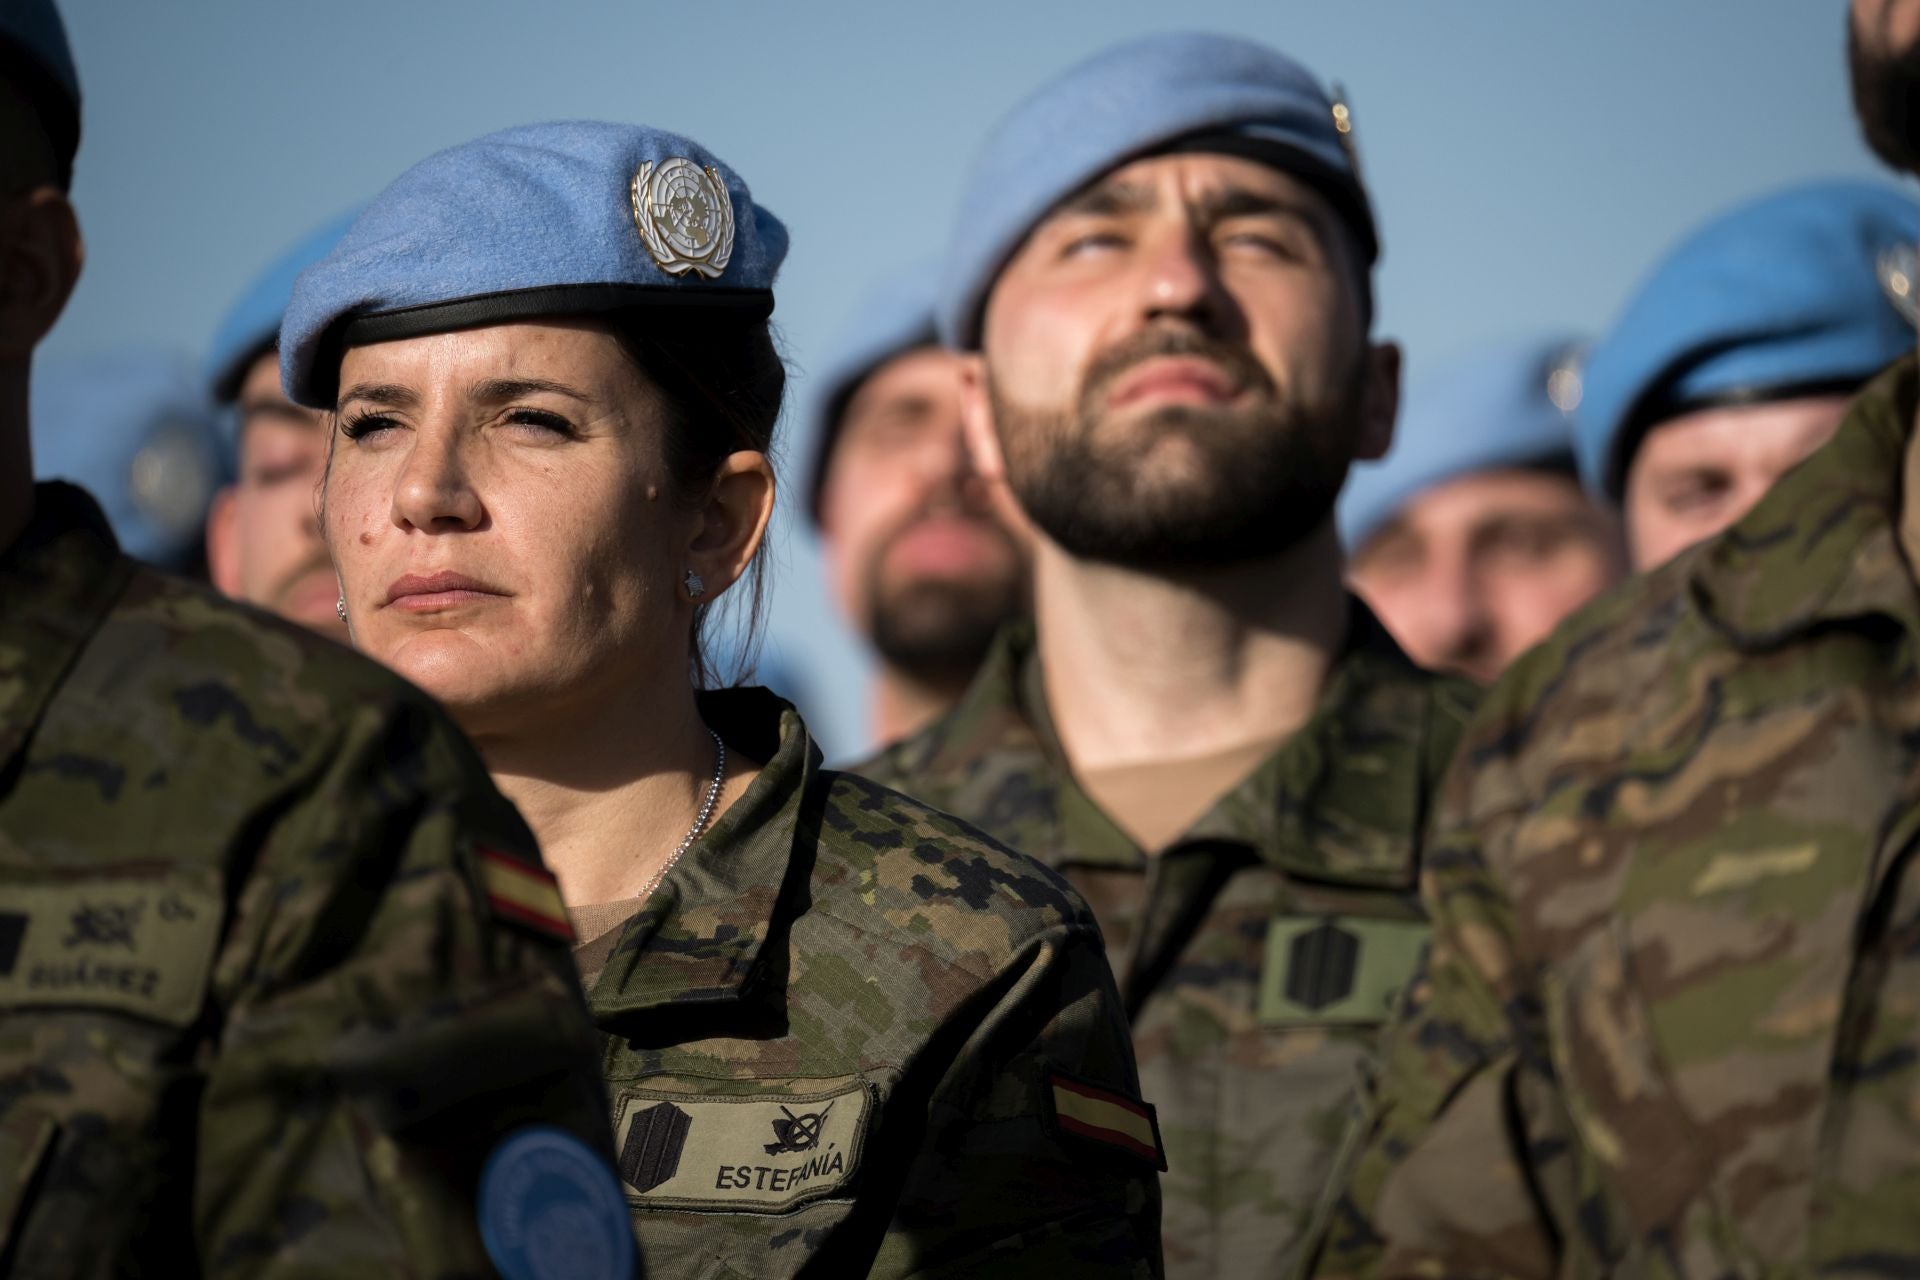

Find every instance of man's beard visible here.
[987,328,1362,570]
[1851,8,1920,174]
[864,512,1027,686]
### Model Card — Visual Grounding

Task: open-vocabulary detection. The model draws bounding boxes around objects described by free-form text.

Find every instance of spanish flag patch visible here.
[477,846,573,943]
[1048,1072,1166,1170]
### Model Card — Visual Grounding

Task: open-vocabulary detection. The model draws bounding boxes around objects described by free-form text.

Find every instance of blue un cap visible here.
[207,209,360,406]
[282,121,788,407]
[1339,336,1586,552]
[0,0,78,188]
[32,349,225,568]
[803,260,940,523]
[1577,179,1920,501]
[939,31,1376,349]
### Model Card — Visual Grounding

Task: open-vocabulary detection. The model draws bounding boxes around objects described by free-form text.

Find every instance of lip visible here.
[385,570,509,613]
[1105,357,1241,410]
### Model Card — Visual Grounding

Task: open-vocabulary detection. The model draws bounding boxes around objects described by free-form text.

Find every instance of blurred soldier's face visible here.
[1348,468,1624,685]
[973,153,1397,568]
[206,352,343,640]
[1852,0,1920,172]
[322,319,771,737]
[1623,394,1851,571]
[817,347,1029,684]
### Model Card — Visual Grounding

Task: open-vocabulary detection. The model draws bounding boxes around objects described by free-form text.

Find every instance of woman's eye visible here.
[504,408,577,437]
[339,411,400,442]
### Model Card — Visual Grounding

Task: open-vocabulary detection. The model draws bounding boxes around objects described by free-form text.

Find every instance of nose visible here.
[1418,552,1496,680]
[391,426,484,533]
[1136,225,1227,329]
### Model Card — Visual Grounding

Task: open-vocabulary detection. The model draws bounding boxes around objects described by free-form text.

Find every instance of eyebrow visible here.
[1195,187,1326,231]
[1052,177,1158,220]
[336,381,418,410]
[335,377,593,411]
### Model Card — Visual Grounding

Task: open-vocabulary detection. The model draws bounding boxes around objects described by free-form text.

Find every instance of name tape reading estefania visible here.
[610,1077,872,1213]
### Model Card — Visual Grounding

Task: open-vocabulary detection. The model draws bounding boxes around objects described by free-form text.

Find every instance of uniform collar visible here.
[0,482,131,773]
[587,686,819,1019]
[1688,357,1920,649]
[920,600,1456,888]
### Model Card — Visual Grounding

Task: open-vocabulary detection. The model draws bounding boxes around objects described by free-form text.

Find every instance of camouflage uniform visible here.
[1314,359,1920,1278]
[858,604,1476,1279]
[575,687,1163,1278]
[0,483,617,1279]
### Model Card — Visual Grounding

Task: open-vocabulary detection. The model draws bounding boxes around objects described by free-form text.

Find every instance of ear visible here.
[1354,339,1401,463]
[0,188,81,362]
[205,485,242,597]
[686,450,776,600]
[957,353,1006,483]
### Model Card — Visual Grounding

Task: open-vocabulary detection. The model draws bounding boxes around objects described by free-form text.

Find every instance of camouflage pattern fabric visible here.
[576,687,1164,1278]
[857,603,1476,1280]
[1312,358,1920,1278]
[0,482,619,1279]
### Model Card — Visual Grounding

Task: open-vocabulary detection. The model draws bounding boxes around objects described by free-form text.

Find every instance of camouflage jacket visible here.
[575,686,1164,1278]
[857,604,1476,1280]
[0,483,620,1279]
[1314,359,1920,1278]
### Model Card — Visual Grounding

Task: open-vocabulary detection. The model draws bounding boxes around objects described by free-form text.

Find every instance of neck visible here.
[1034,520,1349,773]
[0,367,35,555]
[869,662,969,746]
[474,676,736,907]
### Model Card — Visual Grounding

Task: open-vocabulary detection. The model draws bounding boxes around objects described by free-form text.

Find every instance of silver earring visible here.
[683,569,706,600]
[336,596,348,622]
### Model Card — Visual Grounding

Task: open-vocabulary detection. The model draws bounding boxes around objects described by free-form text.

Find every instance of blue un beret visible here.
[939,31,1375,349]
[282,121,788,407]
[804,261,940,523]
[1339,336,1586,552]
[207,209,360,406]
[32,349,225,568]
[1578,179,1920,500]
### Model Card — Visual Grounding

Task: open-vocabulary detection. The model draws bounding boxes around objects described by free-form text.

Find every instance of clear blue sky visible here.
[47,0,1899,757]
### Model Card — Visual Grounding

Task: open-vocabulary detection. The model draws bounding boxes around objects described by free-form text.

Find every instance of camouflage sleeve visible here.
[1308,825,1574,1280]
[192,693,616,1278]
[867,921,1164,1279]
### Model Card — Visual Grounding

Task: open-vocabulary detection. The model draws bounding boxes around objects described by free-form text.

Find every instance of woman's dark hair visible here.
[610,311,786,689]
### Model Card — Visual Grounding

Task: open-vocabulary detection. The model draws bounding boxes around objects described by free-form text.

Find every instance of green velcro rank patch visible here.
[610,1077,871,1214]
[1257,915,1427,1026]
[0,871,222,1026]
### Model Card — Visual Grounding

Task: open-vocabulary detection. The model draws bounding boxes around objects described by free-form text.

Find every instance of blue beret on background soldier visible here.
[1576,178,1920,572]
[1310,8,1920,1276]
[281,119,1163,1278]
[1340,337,1624,685]
[857,32,1477,1279]
[806,261,1031,746]
[0,7,634,1278]
[203,210,359,641]
[30,348,226,574]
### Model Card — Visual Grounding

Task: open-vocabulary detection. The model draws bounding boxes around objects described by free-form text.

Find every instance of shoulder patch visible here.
[609,1077,871,1213]
[479,1126,634,1280]
[478,847,573,943]
[0,870,222,1026]
[1047,1072,1166,1170]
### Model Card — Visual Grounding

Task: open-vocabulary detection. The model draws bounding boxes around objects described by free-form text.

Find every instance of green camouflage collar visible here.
[1689,357,1920,649]
[0,483,131,773]
[915,600,1463,887]
[587,687,820,1018]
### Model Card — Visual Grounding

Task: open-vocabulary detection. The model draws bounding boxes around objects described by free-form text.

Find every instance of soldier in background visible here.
[1310,12,1920,1276]
[1341,337,1623,685]
[808,262,1031,745]
[203,211,357,639]
[859,33,1475,1279]
[30,348,225,576]
[1576,179,1919,571]
[0,6,631,1277]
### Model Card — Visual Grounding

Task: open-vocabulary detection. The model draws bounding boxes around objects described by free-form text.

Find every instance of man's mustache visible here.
[1078,328,1276,418]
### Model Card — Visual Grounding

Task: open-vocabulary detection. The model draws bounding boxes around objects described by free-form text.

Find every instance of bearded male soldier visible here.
[1308,4,1920,1275]
[858,32,1475,1279]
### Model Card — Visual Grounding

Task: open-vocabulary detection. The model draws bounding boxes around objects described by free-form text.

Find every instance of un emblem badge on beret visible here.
[631,158,736,279]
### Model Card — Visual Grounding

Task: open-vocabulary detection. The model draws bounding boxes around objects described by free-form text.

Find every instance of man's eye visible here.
[1060,230,1126,258]
[1661,475,1731,514]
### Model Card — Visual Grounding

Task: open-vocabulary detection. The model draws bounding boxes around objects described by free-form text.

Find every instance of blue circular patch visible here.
[478,1126,634,1280]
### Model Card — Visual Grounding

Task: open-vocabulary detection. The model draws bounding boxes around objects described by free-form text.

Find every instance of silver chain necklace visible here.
[639,728,725,900]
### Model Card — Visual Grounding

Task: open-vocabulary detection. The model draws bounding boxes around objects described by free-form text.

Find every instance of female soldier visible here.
[279,121,1163,1279]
